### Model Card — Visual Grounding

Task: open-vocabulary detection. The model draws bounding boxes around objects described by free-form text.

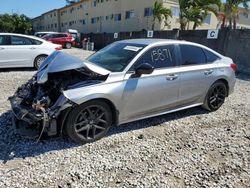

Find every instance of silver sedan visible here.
[10,39,236,144]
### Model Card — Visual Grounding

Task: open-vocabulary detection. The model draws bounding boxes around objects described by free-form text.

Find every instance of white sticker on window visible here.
[124,46,142,52]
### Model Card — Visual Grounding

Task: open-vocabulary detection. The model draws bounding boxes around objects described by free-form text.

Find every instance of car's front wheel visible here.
[65,100,112,144]
[202,81,228,111]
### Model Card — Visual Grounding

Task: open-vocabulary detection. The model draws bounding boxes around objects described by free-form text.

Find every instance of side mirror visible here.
[135,63,154,76]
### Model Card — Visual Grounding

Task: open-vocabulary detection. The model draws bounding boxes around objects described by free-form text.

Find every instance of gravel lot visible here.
[0,48,249,188]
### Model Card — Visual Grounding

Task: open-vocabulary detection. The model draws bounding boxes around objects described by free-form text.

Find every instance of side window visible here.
[49,34,57,38]
[11,36,32,45]
[58,34,67,38]
[203,49,220,63]
[0,36,8,45]
[30,38,42,45]
[180,45,206,66]
[133,45,176,69]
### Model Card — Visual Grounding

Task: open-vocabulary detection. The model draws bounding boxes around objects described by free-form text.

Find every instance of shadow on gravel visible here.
[108,106,208,137]
[0,68,36,72]
[0,107,208,162]
[0,111,77,163]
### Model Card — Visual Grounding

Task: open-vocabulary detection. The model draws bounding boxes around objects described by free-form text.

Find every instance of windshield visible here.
[87,42,146,72]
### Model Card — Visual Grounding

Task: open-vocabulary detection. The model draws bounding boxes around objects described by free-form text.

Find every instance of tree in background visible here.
[152,1,172,30]
[0,13,32,33]
[222,0,249,29]
[179,0,221,30]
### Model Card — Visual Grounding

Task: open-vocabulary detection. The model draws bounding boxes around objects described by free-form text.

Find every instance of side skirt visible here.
[118,103,203,125]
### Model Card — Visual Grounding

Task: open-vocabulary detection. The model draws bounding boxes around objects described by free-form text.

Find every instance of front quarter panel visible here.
[63,73,126,111]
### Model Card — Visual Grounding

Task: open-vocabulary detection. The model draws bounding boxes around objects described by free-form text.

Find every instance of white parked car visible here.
[0,33,62,69]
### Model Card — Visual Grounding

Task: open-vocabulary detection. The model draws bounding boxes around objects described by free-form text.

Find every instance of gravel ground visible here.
[0,48,249,188]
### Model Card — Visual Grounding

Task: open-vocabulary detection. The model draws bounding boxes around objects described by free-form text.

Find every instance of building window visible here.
[83,4,87,10]
[125,10,135,19]
[92,0,97,7]
[144,7,153,17]
[114,14,121,21]
[91,17,99,24]
[204,13,211,24]
[171,7,180,17]
[82,19,86,24]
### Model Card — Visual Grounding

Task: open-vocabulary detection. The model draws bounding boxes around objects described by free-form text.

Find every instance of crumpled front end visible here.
[9,77,71,139]
[9,51,109,140]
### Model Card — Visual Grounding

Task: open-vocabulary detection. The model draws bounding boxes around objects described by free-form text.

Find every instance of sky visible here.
[0,0,249,19]
[0,0,66,18]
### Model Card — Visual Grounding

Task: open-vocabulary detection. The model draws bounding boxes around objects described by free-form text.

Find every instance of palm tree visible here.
[179,0,221,30]
[152,1,172,30]
[179,0,192,30]
[192,0,221,30]
[223,0,249,29]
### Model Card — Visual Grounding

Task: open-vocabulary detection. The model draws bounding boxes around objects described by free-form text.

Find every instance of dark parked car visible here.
[42,33,76,49]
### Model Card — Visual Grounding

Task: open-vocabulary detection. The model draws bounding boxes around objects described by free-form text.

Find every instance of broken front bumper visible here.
[9,94,73,139]
[10,96,43,138]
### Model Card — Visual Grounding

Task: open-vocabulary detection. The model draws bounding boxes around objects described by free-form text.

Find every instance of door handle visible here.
[0,47,5,50]
[30,47,36,50]
[204,70,214,75]
[166,74,178,81]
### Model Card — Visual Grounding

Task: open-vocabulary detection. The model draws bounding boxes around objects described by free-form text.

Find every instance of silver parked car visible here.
[10,39,236,144]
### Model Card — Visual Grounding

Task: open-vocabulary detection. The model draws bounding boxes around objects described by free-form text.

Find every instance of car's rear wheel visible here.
[65,100,112,144]
[34,55,47,69]
[65,42,72,49]
[202,81,228,111]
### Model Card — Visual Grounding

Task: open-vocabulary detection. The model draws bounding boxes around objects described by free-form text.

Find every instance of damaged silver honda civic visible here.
[10,39,236,144]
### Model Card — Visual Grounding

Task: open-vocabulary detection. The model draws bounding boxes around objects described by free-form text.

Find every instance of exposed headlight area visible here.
[9,52,109,141]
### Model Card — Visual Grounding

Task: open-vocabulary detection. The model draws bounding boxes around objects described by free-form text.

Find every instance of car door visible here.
[176,44,219,106]
[5,35,39,67]
[120,44,180,122]
[52,34,66,46]
[0,35,12,68]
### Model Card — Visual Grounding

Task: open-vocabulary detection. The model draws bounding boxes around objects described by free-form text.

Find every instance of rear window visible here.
[180,45,206,66]
[203,49,220,63]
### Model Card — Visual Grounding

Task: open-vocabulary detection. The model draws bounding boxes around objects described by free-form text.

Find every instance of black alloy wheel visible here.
[203,81,228,111]
[65,100,112,144]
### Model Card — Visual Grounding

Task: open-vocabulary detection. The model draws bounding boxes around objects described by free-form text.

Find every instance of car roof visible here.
[118,39,173,45]
[0,33,47,42]
[35,32,57,34]
[118,38,205,46]
[117,38,223,57]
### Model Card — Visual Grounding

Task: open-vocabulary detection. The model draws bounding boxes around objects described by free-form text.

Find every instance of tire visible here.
[65,100,112,144]
[202,81,228,111]
[34,55,48,69]
[65,42,72,49]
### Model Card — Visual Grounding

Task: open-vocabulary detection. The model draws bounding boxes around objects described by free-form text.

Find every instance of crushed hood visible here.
[37,51,110,84]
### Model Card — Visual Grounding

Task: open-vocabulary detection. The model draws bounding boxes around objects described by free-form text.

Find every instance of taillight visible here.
[55,46,62,50]
[231,63,237,72]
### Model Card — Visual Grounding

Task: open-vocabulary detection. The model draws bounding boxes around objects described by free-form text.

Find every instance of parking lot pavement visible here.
[0,49,249,187]
[62,48,95,60]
